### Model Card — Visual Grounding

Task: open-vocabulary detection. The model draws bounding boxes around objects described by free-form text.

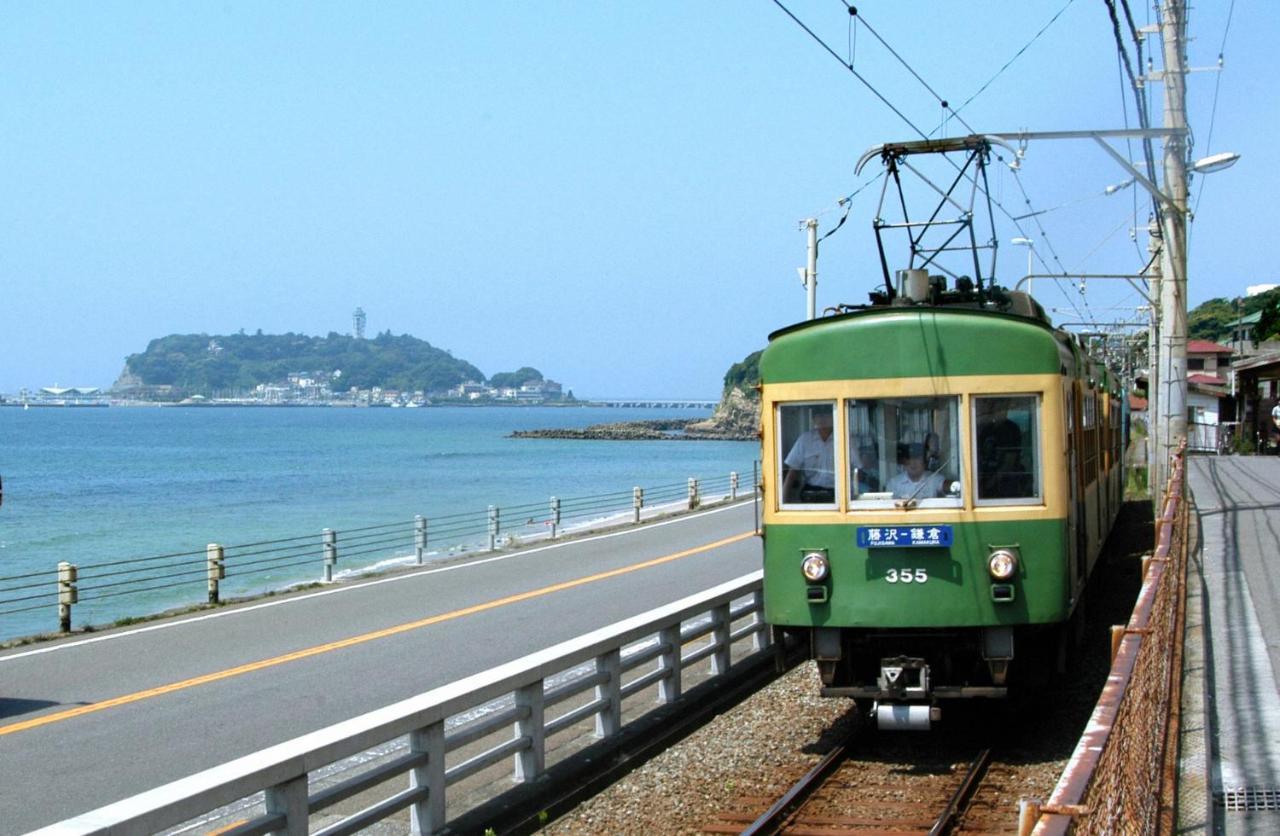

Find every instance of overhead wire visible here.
[775,0,1101,322]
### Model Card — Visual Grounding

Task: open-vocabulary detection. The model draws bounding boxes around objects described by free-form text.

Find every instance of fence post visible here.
[688,478,700,510]
[711,603,731,675]
[410,721,446,836]
[659,624,682,704]
[514,681,546,783]
[730,471,739,500]
[751,589,770,653]
[594,649,622,738]
[549,497,561,539]
[633,487,643,524]
[415,516,427,565]
[488,505,499,550]
[322,528,337,582]
[206,543,225,604]
[57,561,78,633]
[264,774,308,836]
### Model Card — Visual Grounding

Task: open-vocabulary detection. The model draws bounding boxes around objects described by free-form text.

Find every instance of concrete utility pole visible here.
[803,218,819,320]
[1155,0,1190,490]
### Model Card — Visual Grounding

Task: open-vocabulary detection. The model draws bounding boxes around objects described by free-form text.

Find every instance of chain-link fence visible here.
[1024,443,1188,835]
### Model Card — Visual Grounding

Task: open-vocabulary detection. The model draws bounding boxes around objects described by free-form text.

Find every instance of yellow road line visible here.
[0,531,754,737]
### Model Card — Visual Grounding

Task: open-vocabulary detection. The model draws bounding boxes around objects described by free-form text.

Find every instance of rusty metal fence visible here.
[1022,442,1189,835]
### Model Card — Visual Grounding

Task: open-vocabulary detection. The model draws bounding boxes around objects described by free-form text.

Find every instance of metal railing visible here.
[1021,442,1188,835]
[32,573,769,836]
[0,470,751,639]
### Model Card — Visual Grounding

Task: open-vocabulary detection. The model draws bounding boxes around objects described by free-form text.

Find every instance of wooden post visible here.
[488,505,499,551]
[1017,799,1042,836]
[632,487,643,524]
[549,497,561,539]
[730,471,739,500]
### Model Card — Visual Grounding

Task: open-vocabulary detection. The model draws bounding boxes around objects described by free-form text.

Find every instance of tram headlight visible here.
[800,550,830,582]
[988,548,1019,581]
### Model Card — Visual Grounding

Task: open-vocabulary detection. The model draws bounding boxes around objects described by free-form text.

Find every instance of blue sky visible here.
[2,1,1271,398]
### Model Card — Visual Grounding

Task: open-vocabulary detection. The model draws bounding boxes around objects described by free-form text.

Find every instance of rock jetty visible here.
[511,388,759,442]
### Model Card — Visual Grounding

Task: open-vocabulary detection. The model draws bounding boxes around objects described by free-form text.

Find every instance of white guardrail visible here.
[34,572,768,836]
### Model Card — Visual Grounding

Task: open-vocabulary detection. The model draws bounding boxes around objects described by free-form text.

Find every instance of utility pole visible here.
[803,218,819,320]
[1155,0,1190,490]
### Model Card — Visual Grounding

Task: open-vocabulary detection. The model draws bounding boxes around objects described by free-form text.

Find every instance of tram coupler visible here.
[870,701,941,731]
[878,656,930,700]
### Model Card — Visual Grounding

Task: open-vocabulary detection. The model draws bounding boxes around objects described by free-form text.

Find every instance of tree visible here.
[722,350,762,393]
[1258,296,1280,342]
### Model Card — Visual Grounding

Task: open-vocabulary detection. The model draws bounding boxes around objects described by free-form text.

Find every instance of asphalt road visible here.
[1188,455,1280,822]
[0,500,760,833]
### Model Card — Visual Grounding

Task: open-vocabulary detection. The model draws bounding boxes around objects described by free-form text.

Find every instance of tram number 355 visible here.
[885,568,928,584]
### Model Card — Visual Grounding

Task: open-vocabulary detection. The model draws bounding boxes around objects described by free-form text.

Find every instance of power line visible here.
[950,0,1079,120]
[770,0,929,139]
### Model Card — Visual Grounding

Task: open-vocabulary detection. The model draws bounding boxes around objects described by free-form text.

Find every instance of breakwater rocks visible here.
[512,387,761,442]
[511,418,755,442]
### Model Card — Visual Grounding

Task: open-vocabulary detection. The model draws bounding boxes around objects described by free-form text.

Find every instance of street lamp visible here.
[1190,151,1240,174]
[1010,237,1035,297]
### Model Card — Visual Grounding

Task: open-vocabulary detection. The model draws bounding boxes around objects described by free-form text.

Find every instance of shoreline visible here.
[510,418,756,442]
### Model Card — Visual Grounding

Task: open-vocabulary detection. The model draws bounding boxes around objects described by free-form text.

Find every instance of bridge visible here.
[590,398,717,408]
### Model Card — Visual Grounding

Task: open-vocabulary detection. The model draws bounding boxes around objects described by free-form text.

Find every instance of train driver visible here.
[782,408,835,503]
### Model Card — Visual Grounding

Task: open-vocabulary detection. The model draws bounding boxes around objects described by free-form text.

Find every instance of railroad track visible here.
[704,736,1015,835]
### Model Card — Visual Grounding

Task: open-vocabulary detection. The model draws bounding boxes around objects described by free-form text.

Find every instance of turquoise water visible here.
[0,406,755,640]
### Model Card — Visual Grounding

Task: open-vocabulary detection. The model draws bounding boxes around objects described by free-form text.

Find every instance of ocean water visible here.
[0,406,755,641]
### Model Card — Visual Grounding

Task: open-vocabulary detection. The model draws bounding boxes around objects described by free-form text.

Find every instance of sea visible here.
[0,405,756,642]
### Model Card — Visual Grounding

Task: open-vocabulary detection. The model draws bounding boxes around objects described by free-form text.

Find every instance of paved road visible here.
[1187,456,1280,834]
[0,501,760,833]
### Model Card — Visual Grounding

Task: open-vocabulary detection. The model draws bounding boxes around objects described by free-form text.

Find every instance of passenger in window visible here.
[783,408,835,503]
[887,443,948,499]
[978,404,1029,497]
[853,442,880,494]
[924,431,944,471]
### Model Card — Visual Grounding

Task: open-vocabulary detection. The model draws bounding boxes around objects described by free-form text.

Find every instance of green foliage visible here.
[1257,295,1280,342]
[1187,297,1235,341]
[723,349,763,393]
[1188,287,1280,342]
[488,366,543,389]
[124,332,485,394]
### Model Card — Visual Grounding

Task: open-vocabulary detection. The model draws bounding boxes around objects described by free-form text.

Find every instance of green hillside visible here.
[1189,287,1280,341]
[123,331,484,394]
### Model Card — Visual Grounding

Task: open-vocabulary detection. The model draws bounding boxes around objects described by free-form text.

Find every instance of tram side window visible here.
[848,396,962,508]
[778,402,837,508]
[974,395,1041,502]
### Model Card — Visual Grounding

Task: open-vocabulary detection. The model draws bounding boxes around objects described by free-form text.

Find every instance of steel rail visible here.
[739,733,854,836]
[929,747,992,835]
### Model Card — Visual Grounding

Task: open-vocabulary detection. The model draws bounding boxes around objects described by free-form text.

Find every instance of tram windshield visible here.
[848,396,962,509]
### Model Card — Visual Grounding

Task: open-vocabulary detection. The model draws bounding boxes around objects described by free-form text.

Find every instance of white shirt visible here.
[887,469,945,499]
[784,430,835,488]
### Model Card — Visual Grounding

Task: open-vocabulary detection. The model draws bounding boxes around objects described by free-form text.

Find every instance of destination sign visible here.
[857,525,953,548]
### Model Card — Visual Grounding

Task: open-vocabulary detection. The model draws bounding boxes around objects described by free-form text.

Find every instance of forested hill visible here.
[121,332,485,393]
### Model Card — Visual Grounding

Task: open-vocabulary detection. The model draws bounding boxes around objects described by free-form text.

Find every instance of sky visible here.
[2,1,1273,398]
